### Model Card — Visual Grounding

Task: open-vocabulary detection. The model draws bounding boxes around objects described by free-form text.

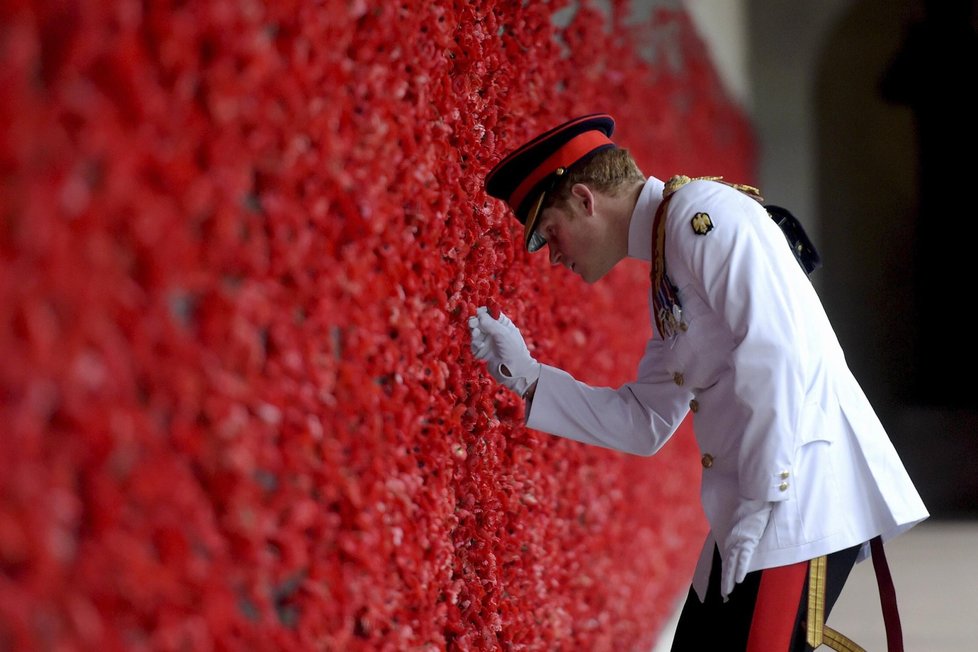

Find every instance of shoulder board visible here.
[662,174,764,203]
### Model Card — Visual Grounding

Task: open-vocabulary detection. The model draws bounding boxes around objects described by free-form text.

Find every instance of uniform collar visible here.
[627,176,665,262]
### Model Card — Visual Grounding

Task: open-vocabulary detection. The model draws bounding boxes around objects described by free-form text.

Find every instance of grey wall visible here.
[747,0,978,517]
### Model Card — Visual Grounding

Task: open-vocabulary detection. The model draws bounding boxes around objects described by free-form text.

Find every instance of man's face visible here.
[535,191,616,283]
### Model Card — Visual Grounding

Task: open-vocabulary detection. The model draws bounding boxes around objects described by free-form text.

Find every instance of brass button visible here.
[780,470,790,480]
[701,453,714,469]
[779,481,789,492]
[689,399,699,413]
[673,372,685,386]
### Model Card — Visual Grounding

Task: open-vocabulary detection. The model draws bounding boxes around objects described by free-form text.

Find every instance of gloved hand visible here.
[468,306,541,398]
[720,499,774,600]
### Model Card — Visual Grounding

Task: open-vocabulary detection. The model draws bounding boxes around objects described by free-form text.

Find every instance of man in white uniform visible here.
[468,114,928,651]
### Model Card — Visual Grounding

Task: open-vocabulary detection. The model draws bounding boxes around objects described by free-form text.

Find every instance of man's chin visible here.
[581,266,613,284]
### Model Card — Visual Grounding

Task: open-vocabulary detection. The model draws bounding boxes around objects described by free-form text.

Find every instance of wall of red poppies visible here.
[1,1,755,650]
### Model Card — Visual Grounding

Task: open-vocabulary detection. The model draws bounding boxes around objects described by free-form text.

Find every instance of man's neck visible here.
[611,180,648,257]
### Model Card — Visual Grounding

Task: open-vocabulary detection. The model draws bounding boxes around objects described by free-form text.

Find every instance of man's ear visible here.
[570,183,595,215]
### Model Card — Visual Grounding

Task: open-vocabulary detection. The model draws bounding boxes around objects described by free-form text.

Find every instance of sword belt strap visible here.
[806,536,904,652]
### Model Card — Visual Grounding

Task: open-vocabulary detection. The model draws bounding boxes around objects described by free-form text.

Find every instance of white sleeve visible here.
[525,337,692,456]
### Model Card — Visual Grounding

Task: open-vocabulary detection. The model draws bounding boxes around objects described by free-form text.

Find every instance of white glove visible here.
[468,306,541,397]
[720,499,774,600]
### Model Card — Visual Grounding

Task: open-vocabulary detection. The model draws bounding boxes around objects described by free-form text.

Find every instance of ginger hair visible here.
[543,147,645,210]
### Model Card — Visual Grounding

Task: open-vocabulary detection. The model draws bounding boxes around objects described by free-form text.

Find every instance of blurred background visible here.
[661,1,978,649]
[2,0,975,649]
[688,0,978,519]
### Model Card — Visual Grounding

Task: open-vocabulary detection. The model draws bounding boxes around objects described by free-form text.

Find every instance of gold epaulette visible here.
[663,174,764,203]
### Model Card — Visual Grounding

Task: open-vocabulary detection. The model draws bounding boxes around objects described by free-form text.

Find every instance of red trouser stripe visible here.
[746,561,809,652]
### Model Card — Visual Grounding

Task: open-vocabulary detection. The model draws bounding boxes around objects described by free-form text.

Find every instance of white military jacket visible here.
[525,176,928,600]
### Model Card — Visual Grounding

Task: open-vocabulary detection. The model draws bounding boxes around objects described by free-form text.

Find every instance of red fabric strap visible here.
[507,131,613,211]
[746,560,809,652]
[871,535,904,652]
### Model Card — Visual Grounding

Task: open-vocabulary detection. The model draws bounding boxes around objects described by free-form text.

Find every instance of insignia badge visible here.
[691,212,713,235]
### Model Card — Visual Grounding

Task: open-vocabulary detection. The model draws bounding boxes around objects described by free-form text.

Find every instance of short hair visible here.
[543,147,645,210]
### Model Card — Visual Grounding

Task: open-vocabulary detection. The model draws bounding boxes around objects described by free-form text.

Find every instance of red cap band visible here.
[507,131,614,212]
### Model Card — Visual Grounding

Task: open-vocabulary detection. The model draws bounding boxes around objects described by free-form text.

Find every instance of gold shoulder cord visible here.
[807,556,866,652]
[662,174,764,202]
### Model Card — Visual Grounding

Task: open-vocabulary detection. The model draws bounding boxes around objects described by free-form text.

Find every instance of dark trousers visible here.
[671,544,861,651]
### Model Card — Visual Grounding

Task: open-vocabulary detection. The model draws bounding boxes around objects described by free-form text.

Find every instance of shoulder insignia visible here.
[663,175,693,197]
[664,174,722,198]
[663,174,764,203]
[691,212,714,235]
